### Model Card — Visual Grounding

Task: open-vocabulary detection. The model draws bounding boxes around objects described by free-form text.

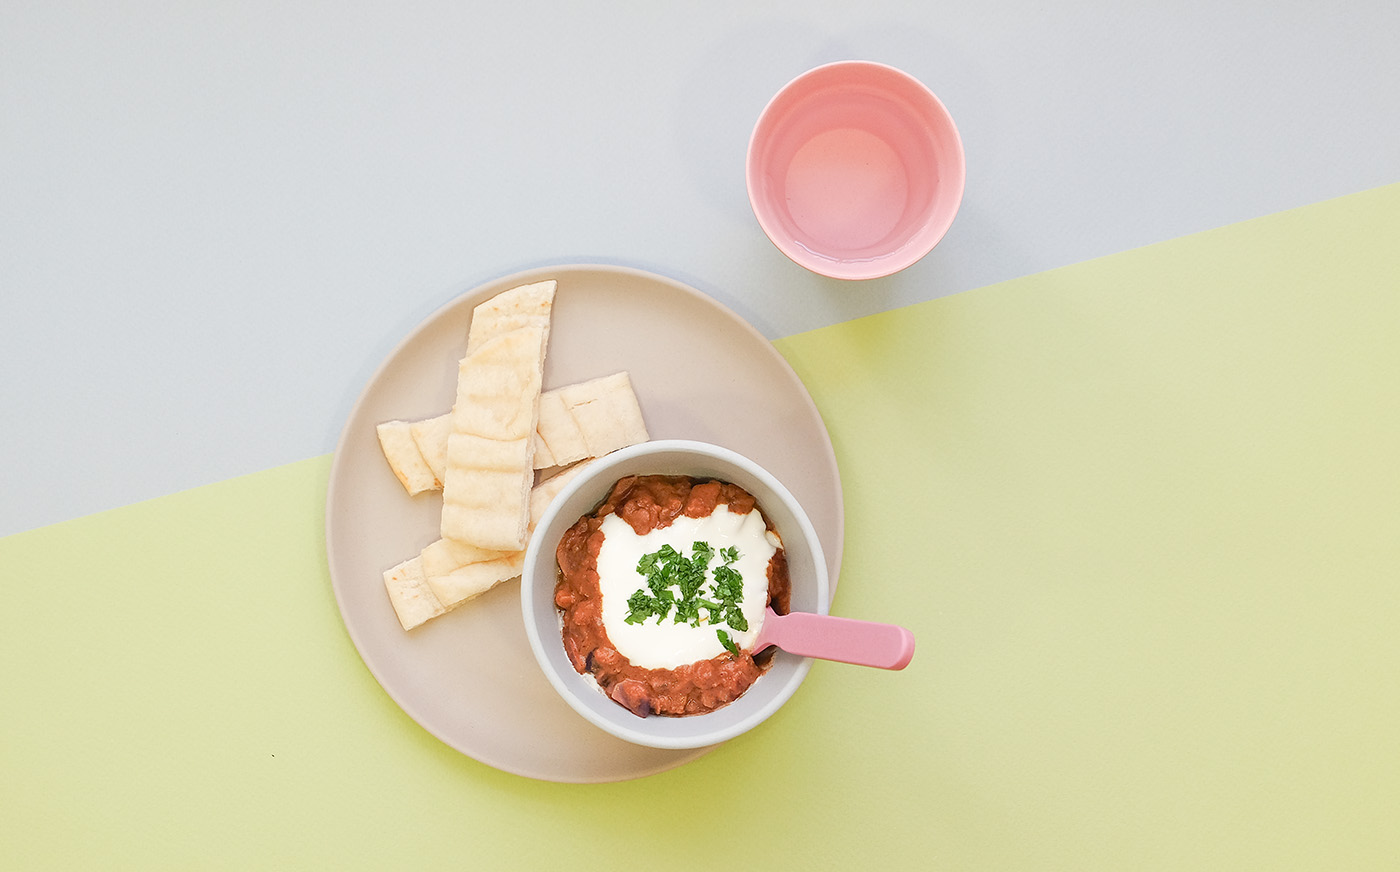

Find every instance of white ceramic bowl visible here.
[521,440,830,749]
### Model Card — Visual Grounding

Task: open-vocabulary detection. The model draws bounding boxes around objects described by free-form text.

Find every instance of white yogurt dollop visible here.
[596,505,780,670]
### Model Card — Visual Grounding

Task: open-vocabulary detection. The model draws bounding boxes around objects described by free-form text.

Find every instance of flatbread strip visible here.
[419,553,525,616]
[553,372,649,463]
[375,421,440,495]
[440,325,547,551]
[384,462,593,629]
[423,460,592,609]
[373,280,558,497]
[433,278,556,550]
[382,557,444,631]
[408,415,452,489]
[466,279,555,354]
[376,372,647,493]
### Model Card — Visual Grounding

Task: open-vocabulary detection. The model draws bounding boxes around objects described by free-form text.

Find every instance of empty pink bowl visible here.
[746,61,965,281]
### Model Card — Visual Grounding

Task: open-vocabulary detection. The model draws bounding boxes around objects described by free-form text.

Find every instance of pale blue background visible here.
[4,0,1399,536]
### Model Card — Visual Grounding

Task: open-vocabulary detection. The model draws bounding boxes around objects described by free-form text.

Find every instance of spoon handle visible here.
[754,609,915,670]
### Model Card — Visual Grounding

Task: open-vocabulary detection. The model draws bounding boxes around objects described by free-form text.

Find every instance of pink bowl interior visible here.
[747,61,965,280]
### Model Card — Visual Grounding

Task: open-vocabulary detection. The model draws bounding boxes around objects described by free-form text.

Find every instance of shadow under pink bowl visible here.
[747,60,965,281]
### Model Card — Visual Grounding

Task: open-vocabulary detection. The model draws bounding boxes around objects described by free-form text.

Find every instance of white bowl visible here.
[521,440,830,749]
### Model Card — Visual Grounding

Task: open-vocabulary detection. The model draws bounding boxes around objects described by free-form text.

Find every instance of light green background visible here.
[3,184,1397,869]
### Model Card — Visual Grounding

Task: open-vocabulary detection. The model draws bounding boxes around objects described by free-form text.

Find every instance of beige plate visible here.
[325,264,844,783]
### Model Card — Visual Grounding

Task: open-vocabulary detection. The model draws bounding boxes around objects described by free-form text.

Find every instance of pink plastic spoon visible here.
[751,608,915,670]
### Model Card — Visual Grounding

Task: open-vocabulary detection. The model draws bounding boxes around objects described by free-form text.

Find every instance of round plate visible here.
[325,264,844,783]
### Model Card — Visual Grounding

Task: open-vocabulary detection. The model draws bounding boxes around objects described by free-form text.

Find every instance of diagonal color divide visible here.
[2,183,1398,869]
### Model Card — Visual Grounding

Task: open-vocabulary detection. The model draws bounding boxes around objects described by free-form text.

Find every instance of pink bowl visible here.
[746,61,965,281]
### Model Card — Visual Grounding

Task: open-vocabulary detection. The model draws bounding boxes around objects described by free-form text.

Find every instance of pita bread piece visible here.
[409,413,451,485]
[375,420,440,495]
[382,556,446,631]
[558,371,649,459]
[440,326,546,551]
[466,279,557,355]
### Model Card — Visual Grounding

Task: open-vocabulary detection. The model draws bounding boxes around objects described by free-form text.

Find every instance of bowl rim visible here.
[745,59,966,281]
[521,439,829,749]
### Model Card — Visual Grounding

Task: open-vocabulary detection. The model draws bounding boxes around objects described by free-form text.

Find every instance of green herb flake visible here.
[625,540,749,641]
[716,629,740,656]
[624,590,656,625]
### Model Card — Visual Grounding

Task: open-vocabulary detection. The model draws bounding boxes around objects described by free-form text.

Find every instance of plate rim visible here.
[324,262,844,782]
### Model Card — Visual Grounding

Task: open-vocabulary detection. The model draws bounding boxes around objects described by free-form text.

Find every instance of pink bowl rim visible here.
[745,60,966,281]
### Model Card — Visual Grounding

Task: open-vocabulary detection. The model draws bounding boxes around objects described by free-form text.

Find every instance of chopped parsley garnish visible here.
[624,540,747,653]
[716,629,740,656]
